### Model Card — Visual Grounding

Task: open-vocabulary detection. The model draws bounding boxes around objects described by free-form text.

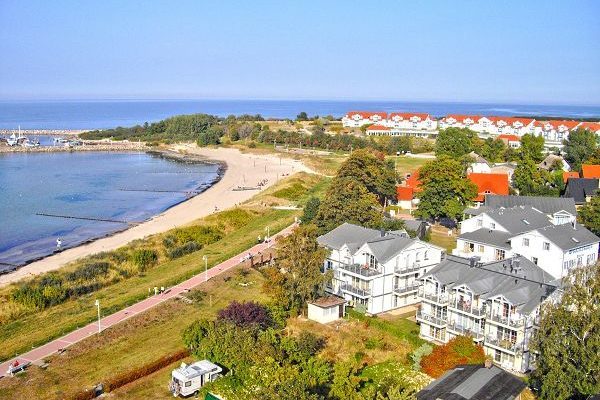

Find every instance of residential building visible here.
[439,115,535,137]
[342,111,387,127]
[533,120,582,148]
[489,162,517,182]
[388,112,438,132]
[467,173,510,202]
[578,122,600,134]
[481,194,577,225]
[417,255,558,373]
[489,117,536,136]
[396,186,415,209]
[417,361,527,400]
[563,171,580,183]
[365,124,392,136]
[317,223,444,315]
[497,134,521,148]
[439,115,484,131]
[563,178,599,205]
[582,164,600,179]
[467,152,492,174]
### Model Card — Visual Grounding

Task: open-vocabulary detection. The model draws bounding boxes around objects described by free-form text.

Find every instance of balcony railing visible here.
[418,288,449,305]
[447,322,484,340]
[486,311,525,328]
[416,311,447,327]
[339,263,382,278]
[449,299,485,317]
[394,263,422,275]
[393,283,420,295]
[339,283,371,298]
[485,337,523,353]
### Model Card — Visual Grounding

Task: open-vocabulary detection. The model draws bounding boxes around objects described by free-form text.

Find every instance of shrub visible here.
[217,300,272,329]
[167,241,201,259]
[66,262,110,282]
[131,249,158,271]
[410,343,433,370]
[248,141,257,148]
[11,274,68,309]
[272,182,307,200]
[420,336,485,378]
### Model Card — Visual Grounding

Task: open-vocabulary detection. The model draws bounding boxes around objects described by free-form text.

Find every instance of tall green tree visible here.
[578,196,600,236]
[512,157,557,196]
[584,147,600,165]
[263,225,330,311]
[301,197,321,224]
[435,128,475,158]
[531,262,600,400]
[519,134,545,163]
[414,156,478,221]
[336,149,397,203]
[477,138,507,163]
[563,129,598,172]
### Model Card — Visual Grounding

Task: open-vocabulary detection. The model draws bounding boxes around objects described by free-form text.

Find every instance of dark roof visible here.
[417,364,527,400]
[459,228,513,249]
[309,296,346,308]
[484,194,577,216]
[317,223,385,252]
[563,178,599,204]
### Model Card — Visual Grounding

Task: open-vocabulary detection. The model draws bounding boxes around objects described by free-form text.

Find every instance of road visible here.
[0,223,297,378]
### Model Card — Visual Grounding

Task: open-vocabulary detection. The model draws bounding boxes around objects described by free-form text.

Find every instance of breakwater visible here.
[0,140,148,153]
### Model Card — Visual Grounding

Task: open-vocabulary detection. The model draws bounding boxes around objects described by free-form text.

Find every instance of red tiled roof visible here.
[579,122,600,132]
[405,170,422,191]
[582,164,600,179]
[468,173,509,202]
[488,116,535,127]
[443,114,482,124]
[396,186,415,201]
[563,171,580,183]
[346,111,387,119]
[389,112,430,121]
[366,124,391,131]
[535,120,581,130]
[497,134,520,142]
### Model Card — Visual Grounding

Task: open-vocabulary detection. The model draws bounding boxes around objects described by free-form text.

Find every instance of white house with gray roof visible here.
[317,223,444,314]
[417,255,559,373]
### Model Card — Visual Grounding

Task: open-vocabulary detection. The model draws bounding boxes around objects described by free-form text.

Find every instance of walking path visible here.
[0,223,297,378]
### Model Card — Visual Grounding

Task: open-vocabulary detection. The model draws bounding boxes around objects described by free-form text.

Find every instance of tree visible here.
[329,361,367,400]
[530,262,600,400]
[578,196,600,236]
[584,147,600,165]
[520,134,545,163]
[420,336,486,378]
[263,225,330,311]
[477,138,507,163]
[336,149,397,203]
[237,123,254,140]
[435,128,475,158]
[217,300,272,329]
[414,156,478,221]
[512,157,557,196]
[563,128,598,172]
[315,177,383,233]
[296,112,309,121]
[301,197,321,224]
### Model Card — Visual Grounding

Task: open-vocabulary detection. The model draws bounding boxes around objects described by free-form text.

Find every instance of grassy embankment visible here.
[0,172,327,362]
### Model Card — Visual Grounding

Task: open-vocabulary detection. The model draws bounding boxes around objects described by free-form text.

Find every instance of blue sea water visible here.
[0,152,220,269]
[0,100,598,130]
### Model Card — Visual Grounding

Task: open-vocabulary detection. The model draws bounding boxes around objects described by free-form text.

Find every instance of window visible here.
[490,223,496,229]
[522,238,529,247]
[368,254,376,269]
[532,257,538,265]
[495,249,506,261]
[185,381,192,387]
[543,242,550,251]
[476,219,483,228]
[478,245,484,253]
[577,255,583,267]
[424,251,429,260]
[494,349,502,362]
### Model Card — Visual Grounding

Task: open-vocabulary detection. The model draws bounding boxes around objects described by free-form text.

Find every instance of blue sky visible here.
[1,0,599,104]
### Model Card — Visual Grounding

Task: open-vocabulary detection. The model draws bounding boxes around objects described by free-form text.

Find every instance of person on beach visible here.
[56,238,62,249]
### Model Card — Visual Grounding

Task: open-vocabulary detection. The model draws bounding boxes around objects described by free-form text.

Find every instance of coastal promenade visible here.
[0,222,296,378]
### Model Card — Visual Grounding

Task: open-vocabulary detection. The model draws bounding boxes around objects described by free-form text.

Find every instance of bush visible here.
[420,336,485,378]
[217,300,273,329]
[410,343,433,370]
[167,241,201,259]
[131,249,158,271]
[11,274,68,309]
[66,262,110,282]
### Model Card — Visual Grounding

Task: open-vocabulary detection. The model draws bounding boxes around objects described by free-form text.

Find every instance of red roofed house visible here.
[489,117,536,136]
[467,173,510,202]
[497,134,521,148]
[342,111,388,127]
[439,114,482,130]
[534,120,582,148]
[578,122,600,134]
[396,170,422,209]
[563,171,580,183]
[582,164,600,179]
[388,112,437,133]
[366,124,392,136]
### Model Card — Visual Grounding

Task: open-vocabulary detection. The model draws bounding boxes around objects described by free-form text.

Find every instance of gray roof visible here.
[459,228,513,249]
[483,205,551,235]
[423,255,556,314]
[532,223,600,251]
[317,223,385,253]
[563,178,599,204]
[417,364,526,400]
[464,207,489,216]
[484,194,577,216]
[365,235,415,264]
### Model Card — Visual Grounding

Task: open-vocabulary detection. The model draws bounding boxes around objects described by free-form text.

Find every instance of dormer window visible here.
[543,242,550,251]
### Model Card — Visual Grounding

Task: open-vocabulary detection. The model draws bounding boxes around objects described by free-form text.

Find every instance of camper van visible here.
[169,360,222,397]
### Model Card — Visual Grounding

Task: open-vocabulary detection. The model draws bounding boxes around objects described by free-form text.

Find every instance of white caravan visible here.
[169,360,222,397]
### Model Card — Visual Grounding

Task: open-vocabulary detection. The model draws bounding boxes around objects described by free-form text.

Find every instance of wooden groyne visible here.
[35,212,137,225]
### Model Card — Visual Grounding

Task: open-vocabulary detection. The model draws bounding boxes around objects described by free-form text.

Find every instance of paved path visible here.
[0,223,297,377]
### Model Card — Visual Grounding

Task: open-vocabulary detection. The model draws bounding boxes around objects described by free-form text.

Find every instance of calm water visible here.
[0,100,598,130]
[0,152,221,269]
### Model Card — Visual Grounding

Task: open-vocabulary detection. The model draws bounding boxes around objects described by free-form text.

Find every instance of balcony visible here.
[486,311,525,329]
[485,337,522,354]
[418,288,449,305]
[447,322,484,340]
[394,263,422,275]
[339,282,371,298]
[339,263,382,278]
[449,299,485,317]
[416,311,447,327]
[393,283,420,295]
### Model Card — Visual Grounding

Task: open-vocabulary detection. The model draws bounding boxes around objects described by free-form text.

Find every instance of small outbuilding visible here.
[307,296,346,324]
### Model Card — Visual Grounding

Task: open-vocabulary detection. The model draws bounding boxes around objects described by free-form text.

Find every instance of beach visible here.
[0,145,312,287]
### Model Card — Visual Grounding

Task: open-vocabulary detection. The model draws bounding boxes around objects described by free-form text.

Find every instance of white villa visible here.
[342,111,388,127]
[417,255,560,373]
[317,223,444,315]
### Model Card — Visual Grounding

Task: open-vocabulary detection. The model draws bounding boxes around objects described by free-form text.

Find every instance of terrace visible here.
[339,263,382,278]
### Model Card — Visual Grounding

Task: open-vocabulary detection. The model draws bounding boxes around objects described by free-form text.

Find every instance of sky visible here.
[1,0,599,104]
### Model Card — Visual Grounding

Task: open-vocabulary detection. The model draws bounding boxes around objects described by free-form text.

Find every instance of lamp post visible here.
[203,255,208,282]
[265,226,270,245]
[94,299,101,334]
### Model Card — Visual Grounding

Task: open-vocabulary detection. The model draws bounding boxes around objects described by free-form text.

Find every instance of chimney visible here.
[470,257,477,268]
[484,358,493,369]
[380,228,386,237]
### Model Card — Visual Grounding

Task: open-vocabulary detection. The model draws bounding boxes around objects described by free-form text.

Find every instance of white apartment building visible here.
[438,115,536,137]
[533,120,581,148]
[342,111,387,127]
[417,255,559,373]
[317,223,444,315]
[388,112,438,131]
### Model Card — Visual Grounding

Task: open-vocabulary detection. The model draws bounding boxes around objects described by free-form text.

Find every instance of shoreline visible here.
[0,145,311,287]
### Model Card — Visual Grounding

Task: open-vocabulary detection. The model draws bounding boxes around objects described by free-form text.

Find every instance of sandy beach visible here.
[0,145,312,287]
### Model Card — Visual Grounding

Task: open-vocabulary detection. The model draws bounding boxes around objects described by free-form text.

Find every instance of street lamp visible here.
[203,255,208,282]
[94,299,101,334]
[265,226,270,244]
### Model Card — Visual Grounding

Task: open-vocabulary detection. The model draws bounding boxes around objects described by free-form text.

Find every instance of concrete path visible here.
[0,223,297,377]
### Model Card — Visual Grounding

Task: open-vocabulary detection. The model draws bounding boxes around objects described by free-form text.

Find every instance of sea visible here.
[0,99,598,272]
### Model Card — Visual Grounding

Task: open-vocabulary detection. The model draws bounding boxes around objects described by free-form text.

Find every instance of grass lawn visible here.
[386,155,430,176]
[0,267,268,400]
[428,225,458,253]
